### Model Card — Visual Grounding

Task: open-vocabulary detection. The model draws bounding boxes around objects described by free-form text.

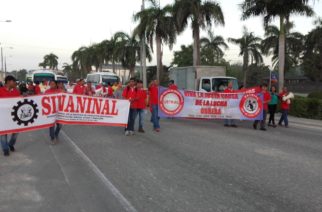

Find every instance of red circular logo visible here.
[159,89,184,116]
[239,94,263,119]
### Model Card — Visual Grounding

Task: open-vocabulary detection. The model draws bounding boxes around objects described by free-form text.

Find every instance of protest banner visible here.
[0,94,130,135]
[158,87,263,120]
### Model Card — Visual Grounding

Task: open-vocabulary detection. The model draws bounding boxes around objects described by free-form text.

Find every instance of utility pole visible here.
[4,56,7,77]
[141,0,147,88]
[1,46,3,74]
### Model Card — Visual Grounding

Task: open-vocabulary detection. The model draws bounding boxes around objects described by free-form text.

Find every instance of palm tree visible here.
[241,0,314,91]
[173,0,224,66]
[302,18,322,84]
[115,32,152,79]
[71,47,92,78]
[262,24,304,72]
[107,35,123,73]
[39,53,59,70]
[134,0,177,81]
[200,30,228,63]
[228,27,263,87]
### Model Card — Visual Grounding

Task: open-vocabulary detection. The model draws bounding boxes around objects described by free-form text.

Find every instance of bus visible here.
[86,72,120,87]
[27,70,68,84]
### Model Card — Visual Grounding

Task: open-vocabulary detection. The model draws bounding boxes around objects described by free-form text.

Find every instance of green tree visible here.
[173,0,224,66]
[262,24,304,72]
[116,32,152,79]
[39,53,59,70]
[200,31,228,65]
[171,45,193,67]
[302,18,322,84]
[134,0,177,81]
[71,47,92,78]
[241,0,314,91]
[228,27,263,87]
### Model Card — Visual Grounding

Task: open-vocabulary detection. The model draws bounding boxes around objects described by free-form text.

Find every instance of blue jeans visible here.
[224,119,236,126]
[126,109,137,131]
[1,133,19,152]
[49,124,62,140]
[254,110,267,129]
[279,110,289,126]
[136,109,145,129]
[151,105,160,129]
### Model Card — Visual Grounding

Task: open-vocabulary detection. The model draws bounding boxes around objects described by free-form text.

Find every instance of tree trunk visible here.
[112,59,116,73]
[278,16,286,92]
[156,35,163,82]
[243,51,249,87]
[193,26,201,66]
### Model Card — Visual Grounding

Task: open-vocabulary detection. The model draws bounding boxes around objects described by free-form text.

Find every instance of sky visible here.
[0,0,321,72]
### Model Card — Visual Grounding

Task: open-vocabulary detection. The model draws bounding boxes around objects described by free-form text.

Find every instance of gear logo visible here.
[11,99,39,126]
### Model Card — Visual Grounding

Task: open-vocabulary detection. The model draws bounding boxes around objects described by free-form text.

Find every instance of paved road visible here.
[1,116,322,212]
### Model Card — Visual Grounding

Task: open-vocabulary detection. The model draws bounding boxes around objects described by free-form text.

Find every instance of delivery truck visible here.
[169,66,238,92]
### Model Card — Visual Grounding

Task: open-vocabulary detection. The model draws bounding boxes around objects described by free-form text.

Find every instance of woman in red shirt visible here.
[45,81,62,144]
[135,80,147,133]
[122,78,138,136]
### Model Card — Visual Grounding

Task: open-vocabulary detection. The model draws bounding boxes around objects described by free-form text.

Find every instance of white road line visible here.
[61,131,138,212]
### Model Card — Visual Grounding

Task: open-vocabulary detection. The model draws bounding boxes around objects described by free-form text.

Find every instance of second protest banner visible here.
[158,87,263,120]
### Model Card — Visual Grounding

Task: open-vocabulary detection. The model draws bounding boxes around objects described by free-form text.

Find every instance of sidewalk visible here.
[288,115,322,129]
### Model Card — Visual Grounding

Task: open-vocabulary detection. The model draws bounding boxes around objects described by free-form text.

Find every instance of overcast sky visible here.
[0,0,321,71]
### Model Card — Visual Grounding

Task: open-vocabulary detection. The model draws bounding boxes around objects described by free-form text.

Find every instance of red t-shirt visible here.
[136,89,147,109]
[34,85,41,95]
[122,87,137,108]
[224,87,234,93]
[45,88,59,94]
[279,92,290,110]
[149,85,158,105]
[0,87,20,97]
[262,91,271,111]
[169,84,178,90]
[73,84,86,95]
[107,86,113,97]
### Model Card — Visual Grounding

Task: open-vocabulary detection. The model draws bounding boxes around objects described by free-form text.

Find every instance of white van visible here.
[86,72,120,87]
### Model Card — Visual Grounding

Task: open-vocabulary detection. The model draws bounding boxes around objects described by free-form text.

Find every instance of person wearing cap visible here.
[0,75,20,156]
[73,79,86,95]
[168,80,178,90]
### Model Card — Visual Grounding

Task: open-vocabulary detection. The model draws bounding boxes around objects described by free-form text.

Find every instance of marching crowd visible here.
[0,74,293,157]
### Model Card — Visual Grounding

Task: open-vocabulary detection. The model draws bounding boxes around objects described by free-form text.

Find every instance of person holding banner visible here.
[224,81,237,128]
[45,81,63,144]
[123,78,138,136]
[253,84,271,131]
[149,80,160,132]
[0,76,20,156]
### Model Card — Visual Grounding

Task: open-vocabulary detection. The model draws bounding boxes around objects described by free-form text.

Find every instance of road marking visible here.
[61,131,137,212]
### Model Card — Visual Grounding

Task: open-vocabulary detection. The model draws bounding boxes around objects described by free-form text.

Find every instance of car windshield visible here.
[102,75,119,85]
[212,78,238,92]
[34,74,55,83]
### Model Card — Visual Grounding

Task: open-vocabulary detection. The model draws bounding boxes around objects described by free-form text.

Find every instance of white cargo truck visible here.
[169,66,238,92]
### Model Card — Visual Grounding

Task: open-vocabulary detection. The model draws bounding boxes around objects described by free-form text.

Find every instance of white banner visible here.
[0,94,130,135]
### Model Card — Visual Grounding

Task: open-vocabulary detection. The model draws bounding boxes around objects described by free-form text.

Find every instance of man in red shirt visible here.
[168,80,178,90]
[34,82,41,95]
[0,76,20,156]
[149,80,160,132]
[85,82,95,96]
[135,80,147,133]
[253,83,271,131]
[224,81,237,128]
[278,87,291,127]
[73,79,86,95]
[45,81,62,144]
[122,78,138,136]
